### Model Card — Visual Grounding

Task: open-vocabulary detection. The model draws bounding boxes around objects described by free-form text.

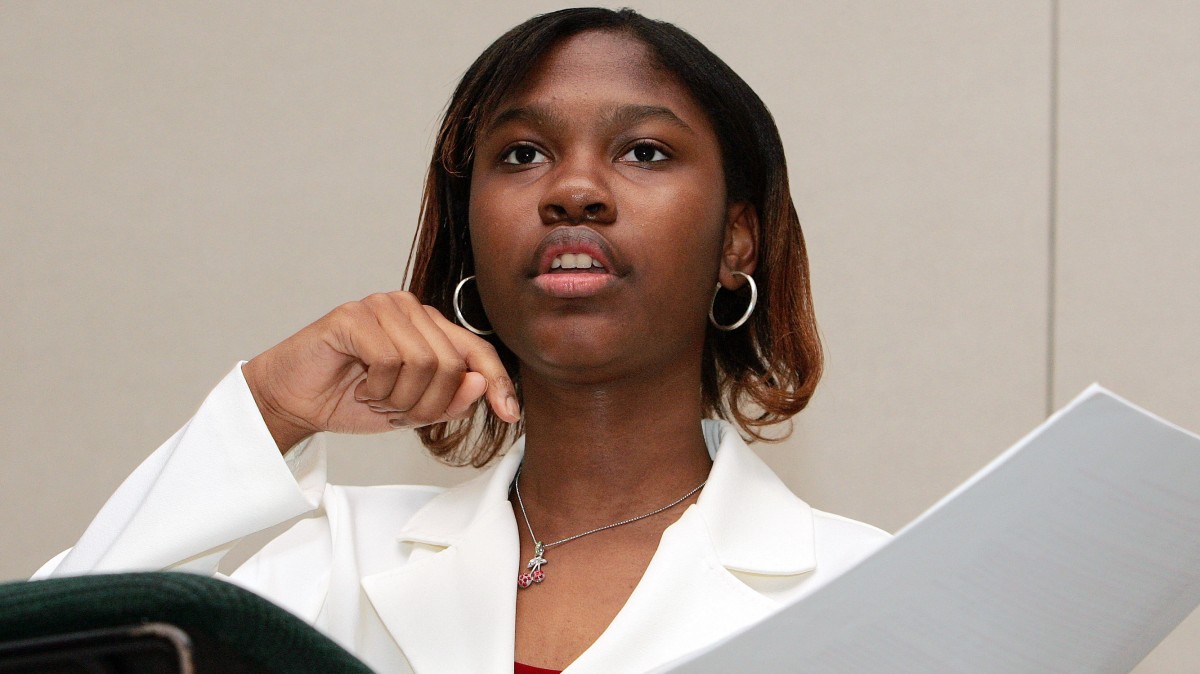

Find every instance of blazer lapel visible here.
[564,506,778,673]
[361,445,525,674]
[695,419,817,576]
[566,420,818,673]
[358,422,816,674]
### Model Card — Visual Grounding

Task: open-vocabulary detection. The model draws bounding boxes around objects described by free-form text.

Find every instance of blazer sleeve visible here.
[33,363,328,579]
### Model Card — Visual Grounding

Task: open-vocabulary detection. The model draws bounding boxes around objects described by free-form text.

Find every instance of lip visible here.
[531,227,620,276]
[528,227,622,299]
[532,272,617,298]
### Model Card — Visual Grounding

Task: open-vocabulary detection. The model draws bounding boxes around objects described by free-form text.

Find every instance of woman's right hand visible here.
[241,291,520,453]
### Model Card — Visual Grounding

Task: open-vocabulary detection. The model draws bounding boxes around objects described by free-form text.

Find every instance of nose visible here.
[538,156,616,226]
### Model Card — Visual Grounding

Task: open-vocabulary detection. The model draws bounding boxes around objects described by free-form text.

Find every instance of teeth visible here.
[551,253,604,270]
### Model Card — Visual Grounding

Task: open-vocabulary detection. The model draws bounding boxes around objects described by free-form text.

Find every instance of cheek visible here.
[614,198,725,336]
[467,181,500,251]
[468,179,527,272]
[466,175,546,331]
[625,169,727,275]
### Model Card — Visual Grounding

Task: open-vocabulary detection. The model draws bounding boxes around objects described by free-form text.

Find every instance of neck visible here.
[515,360,713,531]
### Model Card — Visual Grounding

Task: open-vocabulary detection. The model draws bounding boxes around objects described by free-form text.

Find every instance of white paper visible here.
[659,385,1200,673]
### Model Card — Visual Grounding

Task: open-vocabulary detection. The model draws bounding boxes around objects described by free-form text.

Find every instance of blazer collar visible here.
[390,422,815,573]
[390,436,526,548]
[361,422,815,673]
[696,419,817,575]
[360,439,525,674]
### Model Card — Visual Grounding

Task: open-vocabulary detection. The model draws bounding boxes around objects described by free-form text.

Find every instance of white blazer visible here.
[37,365,889,673]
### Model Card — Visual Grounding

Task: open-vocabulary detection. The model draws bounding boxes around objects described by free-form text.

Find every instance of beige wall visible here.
[1053,2,1200,670]
[1,1,1195,670]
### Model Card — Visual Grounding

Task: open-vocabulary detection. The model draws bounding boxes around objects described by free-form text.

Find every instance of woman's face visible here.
[469,29,736,386]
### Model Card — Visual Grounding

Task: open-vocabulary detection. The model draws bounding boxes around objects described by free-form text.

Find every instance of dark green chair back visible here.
[0,572,374,674]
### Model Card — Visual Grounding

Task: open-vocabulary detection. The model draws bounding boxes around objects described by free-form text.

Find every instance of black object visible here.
[0,572,375,674]
[0,623,188,674]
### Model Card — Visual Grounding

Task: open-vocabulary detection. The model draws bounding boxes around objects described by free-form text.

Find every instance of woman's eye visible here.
[502,145,548,165]
[620,143,668,163]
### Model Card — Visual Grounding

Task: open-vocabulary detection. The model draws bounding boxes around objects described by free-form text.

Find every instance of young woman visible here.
[37,8,888,673]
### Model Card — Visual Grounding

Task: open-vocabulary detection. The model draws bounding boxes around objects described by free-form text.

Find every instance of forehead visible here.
[495,30,707,127]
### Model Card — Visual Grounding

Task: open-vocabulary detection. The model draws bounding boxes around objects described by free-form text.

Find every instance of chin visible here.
[516,318,639,379]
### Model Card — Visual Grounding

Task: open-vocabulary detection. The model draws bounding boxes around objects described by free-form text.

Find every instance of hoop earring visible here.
[709,271,757,331]
[453,276,495,336]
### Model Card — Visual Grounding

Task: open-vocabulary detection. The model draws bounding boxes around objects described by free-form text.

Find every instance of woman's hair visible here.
[405,7,822,466]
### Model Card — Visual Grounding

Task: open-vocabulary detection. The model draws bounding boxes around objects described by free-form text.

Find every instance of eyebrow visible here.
[602,104,694,134]
[482,103,694,137]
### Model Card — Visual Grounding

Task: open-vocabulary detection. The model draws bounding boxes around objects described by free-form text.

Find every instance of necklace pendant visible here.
[517,542,548,589]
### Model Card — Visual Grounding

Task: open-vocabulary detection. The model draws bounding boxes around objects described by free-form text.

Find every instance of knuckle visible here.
[422,304,448,320]
[391,291,422,309]
[373,355,403,372]
[385,390,415,413]
[363,292,393,309]
[471,340,499,357]
[407,352,438,376]
[441,355,468,376]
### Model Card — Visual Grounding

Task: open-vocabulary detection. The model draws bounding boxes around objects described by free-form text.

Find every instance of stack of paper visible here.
[660,385,1200,673]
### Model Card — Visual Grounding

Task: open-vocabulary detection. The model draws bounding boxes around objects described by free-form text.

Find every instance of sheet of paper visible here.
[659,385,1200,673]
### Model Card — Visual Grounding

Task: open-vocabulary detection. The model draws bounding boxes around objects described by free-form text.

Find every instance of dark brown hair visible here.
[406,7,822,466]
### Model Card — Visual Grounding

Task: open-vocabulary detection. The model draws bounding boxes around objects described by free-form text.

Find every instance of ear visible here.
[718,201,759,289]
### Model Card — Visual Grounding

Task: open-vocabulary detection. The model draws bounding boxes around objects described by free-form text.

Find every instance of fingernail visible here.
[389,419,407,429]
[505,396,520,421]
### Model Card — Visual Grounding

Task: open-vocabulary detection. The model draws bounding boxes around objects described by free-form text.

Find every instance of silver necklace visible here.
[513,467,707,589]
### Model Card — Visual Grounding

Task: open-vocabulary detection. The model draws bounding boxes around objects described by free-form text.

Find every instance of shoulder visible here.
[701,421,890,594]
[318,483,451,555]
[229,482,454,611]
[239,482,450,567]
[810,508,891,570]
[811,508,890,542]
[326,483,446,514]
[727,505,889,605]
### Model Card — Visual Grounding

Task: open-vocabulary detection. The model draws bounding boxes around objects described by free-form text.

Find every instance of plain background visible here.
[2,1,1196,670]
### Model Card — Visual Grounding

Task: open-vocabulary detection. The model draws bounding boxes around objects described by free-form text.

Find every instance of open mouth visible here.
[549,252,607,273]
[532,228,621,298]
[533,227,619,277]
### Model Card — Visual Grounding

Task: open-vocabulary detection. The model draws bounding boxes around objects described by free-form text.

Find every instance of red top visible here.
[515,662,563,674]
